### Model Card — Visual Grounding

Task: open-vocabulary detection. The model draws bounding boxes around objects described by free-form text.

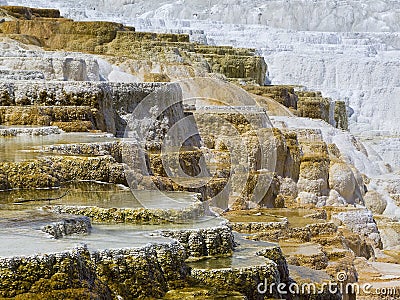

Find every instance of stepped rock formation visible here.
[15,0,400,168]
[0,4,399,300]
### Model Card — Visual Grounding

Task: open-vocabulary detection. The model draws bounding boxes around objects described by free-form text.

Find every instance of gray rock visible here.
[159,224,235,257]
[364,190,387,215]
[41,216,92,239]
[332,209,382,248]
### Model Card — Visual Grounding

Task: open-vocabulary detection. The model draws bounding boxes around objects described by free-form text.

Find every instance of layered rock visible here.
[0,243,189,299]
[50,201,207,225]
[159,225,235,257]
[0,125,61,136]
[0,4,399,299]
[0,155,126,189]
[0,7,267,85]
[332,209,382,248]
[41,216,92,239]
[0,80,167,134]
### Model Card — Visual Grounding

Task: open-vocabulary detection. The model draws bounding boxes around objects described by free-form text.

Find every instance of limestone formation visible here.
[0,4,398,299]
[191,263,281,300]
[50,201,207,225]
[243,85,298,109]
[296,141,330,203]
[41,216,92,239]
[363,190,387,215]
[334,100,348,130]
[0,243,189,299]
[159,225,235,257]
[0,6,267,85]
[329,162,360,204]
[297,96,330,123]
[332,209,382,248]
[0,125,61,136]
[0,155,126,189]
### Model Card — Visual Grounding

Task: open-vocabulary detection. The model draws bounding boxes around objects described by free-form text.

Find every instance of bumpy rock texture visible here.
[0,80,167,135]
[0,3,399,299]
[41,216,92,239]
[0,243,189,299]
[50,201,207,225]
[0,7,267,85]
[159,225,235,257]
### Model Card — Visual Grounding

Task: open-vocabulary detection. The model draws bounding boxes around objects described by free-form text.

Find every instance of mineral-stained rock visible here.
[340,230,375,259]
[363,190,387,215]
[0,173,9,190]
[278,177,298,199]
[0,19,126,52]
[296,96,330,123]
[286,250,329,270]
[0,155,126,189]
[230,220,288,234]
[0,6,61,20]
[148,149,203,177]
[43,141,125,160]
[190,262,281,300]
[0,11,267,85]
[332,209,382,249]
[256,245,290,283]
[0,246,107,299]
[296,140,330,205]
[0,125,61,136]
[51,120,95,132]
[281,131,301,181]
[164,288,246,299]
[253,94,294,117]
[203,53,267,85]
[374,216,400,249]
[0,80,168,135]
[273,129,301,181]
[0,106,98,131]
[159,224,235,257]
[249,221,337,244]
[144,72,171,82]
[329,162,360,204]
[333,100,349,130]
[243,85,298,109]
[297,159,330,196]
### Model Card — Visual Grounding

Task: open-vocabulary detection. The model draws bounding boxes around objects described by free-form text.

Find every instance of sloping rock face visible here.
[0,80,169,134]
[0,6,267,85]
[0,5,61,20]
[159,225,235,257]
[0,6,372,215]
[41,216,92,238]
[242,85,349,130]
[8,0,400,32]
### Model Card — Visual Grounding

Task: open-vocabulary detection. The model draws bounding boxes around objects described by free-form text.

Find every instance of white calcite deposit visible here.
[3,0,400,240]
[5,0,400,169]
